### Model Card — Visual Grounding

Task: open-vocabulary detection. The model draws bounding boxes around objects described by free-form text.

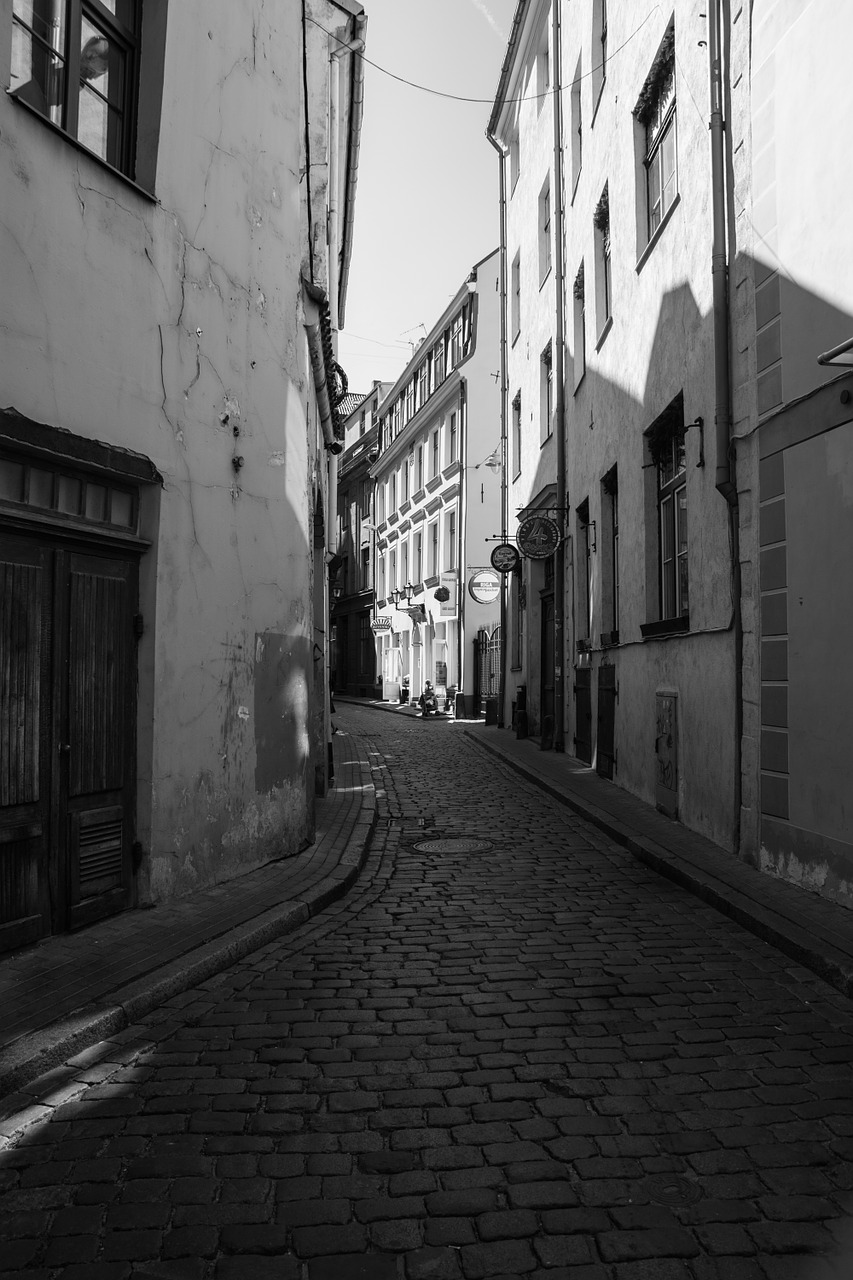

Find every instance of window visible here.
[512,392,522,477]
[540,344,553,442]
[646,392,688,622]
[377,482,386,523]
[602,466,619,640]
[401,539,409,589]
[538,180,552,284]
[573,263,586,389]
[10,0,141,176]
[428,521,439,577]
[511,253,521,342]
[403,455,410,502]
[359,409,366,436]
[536,21,550,111]
[445,509,457,570]
[449,315,463,368]
[576,499,592,642]
[448,412,457,464]
[389,547,397,595]
[636,24,677,240]
[414,529,423,583]
[570,56,582,193]
[511,566,524,668]
[416,444,424,491]
[417,362,429,408]
[0,452,136,528]
[361,547,370,591]
[431,429,440,478]
[378,555,386,600]
[392,399,402,438]
[433,339,446,388]
[390,471,397,514]
[509,130,520,191]
[594,184,612,334]
[404,380,415,423]
[592,0,607,108]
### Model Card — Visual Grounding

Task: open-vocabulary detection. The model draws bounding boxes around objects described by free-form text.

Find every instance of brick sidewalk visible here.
[0,725,377,1101]
[463,721,853,1002]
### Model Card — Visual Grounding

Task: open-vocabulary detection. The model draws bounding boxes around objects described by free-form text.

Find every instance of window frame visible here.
[10,0,142,178]
[512,391,522,479]
[540,343,553,443]
[538,180,552,285]
[657,436,688,621]
[511,252,521,343]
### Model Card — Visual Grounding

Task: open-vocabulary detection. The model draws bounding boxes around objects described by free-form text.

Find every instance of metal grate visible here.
[78,818,123,889]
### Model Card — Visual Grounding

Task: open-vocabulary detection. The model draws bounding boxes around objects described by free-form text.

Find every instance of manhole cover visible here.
[647,1173,702,1206]
[413,837,494,854]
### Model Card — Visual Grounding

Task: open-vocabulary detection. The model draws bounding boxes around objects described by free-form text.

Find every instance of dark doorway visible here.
[540,593,555,734]
[597,663,617,779]
[573,666,592,764]
[1,536,137,950]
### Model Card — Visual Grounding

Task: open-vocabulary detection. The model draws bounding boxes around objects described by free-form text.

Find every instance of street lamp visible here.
[389,582,414,607]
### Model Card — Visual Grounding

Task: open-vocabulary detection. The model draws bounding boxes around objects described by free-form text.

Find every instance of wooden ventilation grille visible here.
[78,817,123,893]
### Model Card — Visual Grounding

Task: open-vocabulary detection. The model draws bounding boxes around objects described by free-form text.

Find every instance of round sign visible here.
[517,515,561,559]
[370,617,392,632]
[490,542,520,574]
[468,569,501,604]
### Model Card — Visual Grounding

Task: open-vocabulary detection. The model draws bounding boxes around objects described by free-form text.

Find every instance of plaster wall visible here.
[0,2,336,900]
[553,1,737,846]
[503,0,558,733]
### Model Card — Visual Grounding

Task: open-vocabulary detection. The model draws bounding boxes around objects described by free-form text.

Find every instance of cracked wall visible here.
[0,2,333,900]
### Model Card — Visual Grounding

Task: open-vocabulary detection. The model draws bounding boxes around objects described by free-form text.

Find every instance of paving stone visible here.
[404,1245,463,1278]
[459,1238,537,1277]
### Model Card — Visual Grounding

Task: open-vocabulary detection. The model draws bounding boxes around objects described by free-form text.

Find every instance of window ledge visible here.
[600,630,620,648]
[540,431,553,450]
[635,192,681,275]
[595,315,614,351]
[571,168,582,205]
[573,368,586,396]
[640,614,689,639]
[425,475,443,493]
[412,489,425,504]
[511,330,521,348]
[7,90,157,203]
[539,266,552,292]
[425,574,440,589]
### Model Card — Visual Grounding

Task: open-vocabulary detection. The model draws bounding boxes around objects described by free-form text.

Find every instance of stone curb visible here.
[0,811,376,1114]
[465,727,853,1002]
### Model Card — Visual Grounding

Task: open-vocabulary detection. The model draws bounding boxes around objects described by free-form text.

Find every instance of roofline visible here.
[377,249,500,413]
[486,0,531,139]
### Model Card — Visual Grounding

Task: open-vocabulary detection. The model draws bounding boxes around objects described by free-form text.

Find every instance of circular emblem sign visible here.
[468,569,501,605]
[517,515,561,559]
[370,617,392,632]
[490,542,520,574]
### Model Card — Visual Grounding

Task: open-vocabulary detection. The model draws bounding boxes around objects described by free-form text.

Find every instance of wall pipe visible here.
[485,132,509,730]
[551,0,567,752]
[709,0,735,506]
[708,0,743,854]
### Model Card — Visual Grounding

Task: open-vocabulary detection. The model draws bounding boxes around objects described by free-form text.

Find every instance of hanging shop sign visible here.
[490,542,521,574]
[517,515,561,559]
[438,571,458,617]
[370,617,393,632]
[468,568,501,605]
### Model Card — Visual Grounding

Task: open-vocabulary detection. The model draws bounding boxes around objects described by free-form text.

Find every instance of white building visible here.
[371,251,501,717]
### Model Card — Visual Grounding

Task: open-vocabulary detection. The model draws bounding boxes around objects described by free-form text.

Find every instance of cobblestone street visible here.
[2,703,853,1279]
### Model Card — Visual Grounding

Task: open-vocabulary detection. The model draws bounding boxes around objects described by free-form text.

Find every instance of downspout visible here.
[327,14,364,585]
[338,15,367,331]
[458,380,467,711]
[708,0,743,852]
[552,0,567,752]
[300,0,314,282]
[486,132,509,730]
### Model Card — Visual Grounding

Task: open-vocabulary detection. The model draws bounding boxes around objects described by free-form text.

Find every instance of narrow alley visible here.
[1,703,852,1279]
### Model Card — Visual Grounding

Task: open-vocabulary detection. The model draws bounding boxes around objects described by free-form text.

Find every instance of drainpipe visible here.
[552,0,567,752]
[486,137,508,729]
[458,380,467,710]
[708,0,742,853]
[328,21,364,563]
[709,0,734,507]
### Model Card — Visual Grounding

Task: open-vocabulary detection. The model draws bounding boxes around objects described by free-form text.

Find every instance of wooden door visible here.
[0,538,52,950]
[573,666,592,764]
[540,595,555,731]
[60,551,136,931]
[0,538,137,950]
[597,664,617,780]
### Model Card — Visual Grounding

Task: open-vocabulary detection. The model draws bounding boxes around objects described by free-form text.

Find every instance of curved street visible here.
[2,702,853,1279]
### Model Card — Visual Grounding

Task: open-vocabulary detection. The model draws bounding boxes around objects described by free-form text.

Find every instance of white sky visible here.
[339,0,519,396]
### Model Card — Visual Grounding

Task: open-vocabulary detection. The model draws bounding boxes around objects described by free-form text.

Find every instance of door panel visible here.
[0,542,52,949]
[597,664,617,780]
[574,666,592,764]
[63,553,135,931]
[540,595,555,731]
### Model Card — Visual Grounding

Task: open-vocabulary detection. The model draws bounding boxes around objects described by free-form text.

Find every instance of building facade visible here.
[331,381,391,697]
[489,0,853,905]
[371,251,501,717]
[489,1,743,852]
[734,0,853,906]
[0,0,365,950]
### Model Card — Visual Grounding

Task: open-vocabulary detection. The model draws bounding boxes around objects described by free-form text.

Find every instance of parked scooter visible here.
[418,682,439,717]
